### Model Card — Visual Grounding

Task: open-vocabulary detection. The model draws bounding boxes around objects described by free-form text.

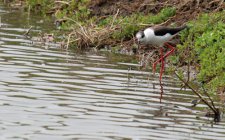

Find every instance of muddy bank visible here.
[90,0,224,24]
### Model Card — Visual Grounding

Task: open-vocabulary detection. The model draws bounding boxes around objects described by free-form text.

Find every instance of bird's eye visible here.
[141,33,145,38]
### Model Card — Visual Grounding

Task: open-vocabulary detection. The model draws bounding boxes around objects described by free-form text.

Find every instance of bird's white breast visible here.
[144,28,173,47]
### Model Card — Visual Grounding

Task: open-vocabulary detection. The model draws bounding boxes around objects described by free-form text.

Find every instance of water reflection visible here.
[1,3,225,140]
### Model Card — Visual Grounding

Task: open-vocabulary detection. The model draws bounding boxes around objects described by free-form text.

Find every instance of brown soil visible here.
[89,0,224,25]
[88,0,224,74]
[87,0,224,56]
[6,0,224,49]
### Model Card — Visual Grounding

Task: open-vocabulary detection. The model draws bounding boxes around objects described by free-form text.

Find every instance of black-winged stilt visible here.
[136,25,187,81]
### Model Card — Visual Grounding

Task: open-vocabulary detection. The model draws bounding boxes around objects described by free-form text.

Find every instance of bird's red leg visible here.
[159,47,164,81]
[151,42,175,103]
[163,42,175,60]
[159,47,164,103]
[152,60,157,75]
[152,42,175,77]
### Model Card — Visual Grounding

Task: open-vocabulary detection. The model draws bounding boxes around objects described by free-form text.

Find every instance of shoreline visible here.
[2,0,224,100]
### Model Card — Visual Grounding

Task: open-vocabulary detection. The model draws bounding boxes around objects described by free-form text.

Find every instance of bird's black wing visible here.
[154,25,187,36]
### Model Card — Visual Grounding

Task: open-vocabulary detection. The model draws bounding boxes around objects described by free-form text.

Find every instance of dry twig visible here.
[23,26,33,36]
[174,71,219,115]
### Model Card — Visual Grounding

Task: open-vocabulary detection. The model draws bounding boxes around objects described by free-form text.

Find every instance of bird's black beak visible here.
[137,40,140,50]
[134,38,140,50]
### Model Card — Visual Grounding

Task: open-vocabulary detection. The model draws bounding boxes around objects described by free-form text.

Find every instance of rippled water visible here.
[0,3,225,140]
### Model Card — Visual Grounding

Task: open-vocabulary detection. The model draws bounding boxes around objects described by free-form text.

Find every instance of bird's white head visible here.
[136,31,146,44]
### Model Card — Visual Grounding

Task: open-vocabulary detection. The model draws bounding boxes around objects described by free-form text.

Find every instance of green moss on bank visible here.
[21,0,175,48]
[100,7,176,40]
[175,11,225,95]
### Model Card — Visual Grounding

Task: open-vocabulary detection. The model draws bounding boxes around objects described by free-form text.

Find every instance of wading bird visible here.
[136,25,187,81]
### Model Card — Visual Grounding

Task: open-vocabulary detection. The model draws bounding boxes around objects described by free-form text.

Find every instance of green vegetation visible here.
[54,0,91,26]
[24,0,54,15]
[100,7,176,40]
[19,1,175,49]
[24,0,91,28]
[175,11,225,95]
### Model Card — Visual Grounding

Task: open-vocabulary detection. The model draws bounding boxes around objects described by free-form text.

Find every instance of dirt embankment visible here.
[4,0,224,51]
[89,0,224,25]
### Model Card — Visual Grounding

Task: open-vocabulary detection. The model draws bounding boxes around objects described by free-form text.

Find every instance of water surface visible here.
[0,4,225,140]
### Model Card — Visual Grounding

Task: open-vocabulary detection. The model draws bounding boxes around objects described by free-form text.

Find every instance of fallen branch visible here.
[202,85,217,111]
[23,26,33,36]
[174,71,219,116]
